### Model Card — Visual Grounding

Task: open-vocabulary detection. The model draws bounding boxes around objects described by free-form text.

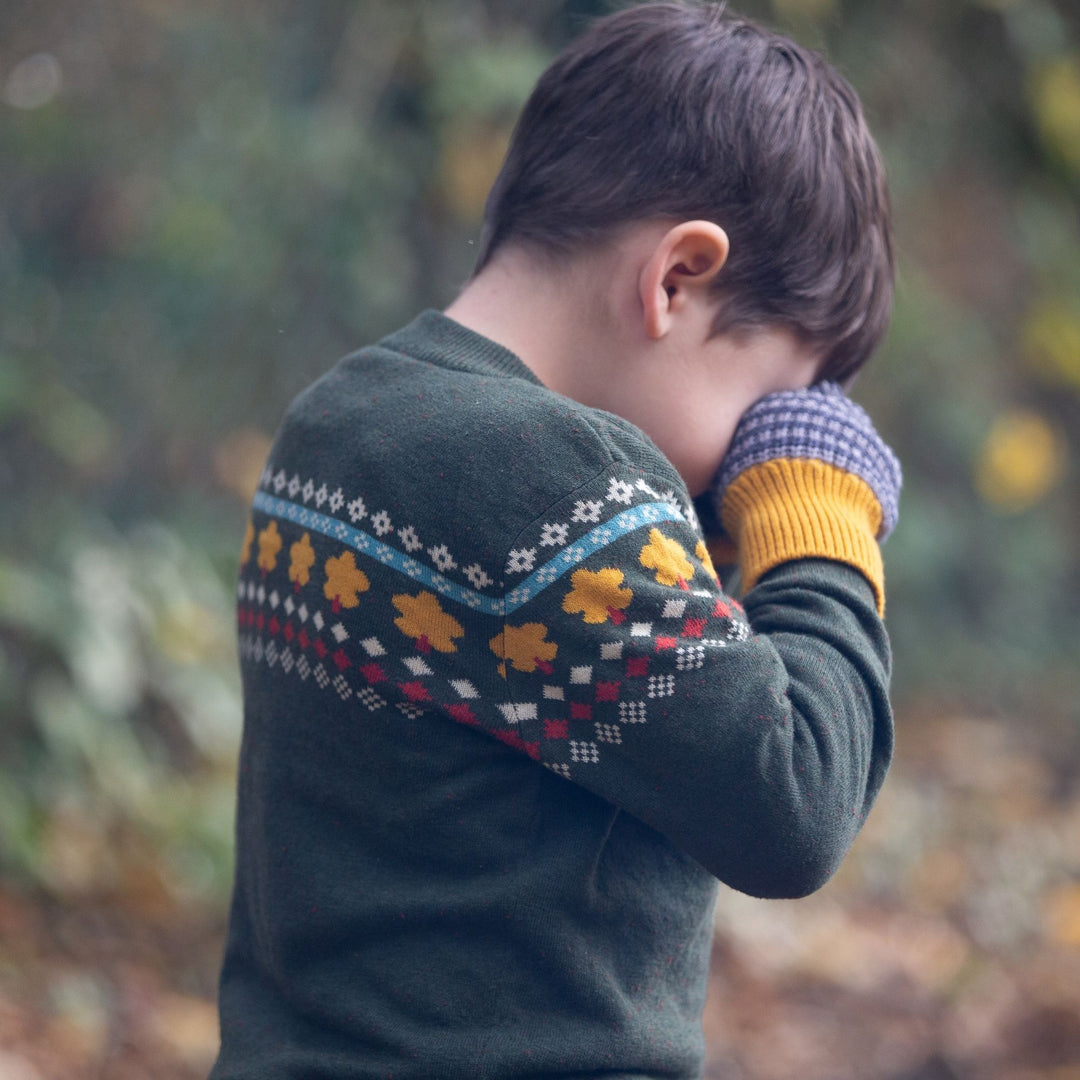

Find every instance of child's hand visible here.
[713,381,901,539]
[709,382,901,612]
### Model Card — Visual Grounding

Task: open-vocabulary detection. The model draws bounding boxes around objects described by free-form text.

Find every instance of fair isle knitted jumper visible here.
[210,310,894,1080]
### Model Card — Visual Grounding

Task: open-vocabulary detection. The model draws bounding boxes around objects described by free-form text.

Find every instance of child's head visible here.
[475,1,893,385]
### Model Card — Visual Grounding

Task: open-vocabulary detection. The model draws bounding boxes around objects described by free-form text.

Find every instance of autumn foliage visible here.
[1,0,1078,1075]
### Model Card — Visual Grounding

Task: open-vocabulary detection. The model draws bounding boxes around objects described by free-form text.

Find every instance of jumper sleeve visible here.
[496,465,893,899]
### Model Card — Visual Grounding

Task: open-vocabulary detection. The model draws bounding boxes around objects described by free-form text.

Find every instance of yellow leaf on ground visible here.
[1044,882,1080,948]
[152,993,220,1070]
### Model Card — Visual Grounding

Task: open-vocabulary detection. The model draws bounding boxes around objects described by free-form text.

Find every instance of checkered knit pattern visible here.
[714,382,902,540]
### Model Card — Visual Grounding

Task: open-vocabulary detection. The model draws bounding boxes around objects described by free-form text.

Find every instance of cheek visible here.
[647,389,751,495]
[688,395,759,493]
[705,401,746,462]
[675,424,740,497]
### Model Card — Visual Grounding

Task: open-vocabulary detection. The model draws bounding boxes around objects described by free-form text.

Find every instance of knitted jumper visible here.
[211,311,894,1080]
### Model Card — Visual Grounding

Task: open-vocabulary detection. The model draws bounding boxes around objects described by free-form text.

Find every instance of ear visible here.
[639,221,730,340]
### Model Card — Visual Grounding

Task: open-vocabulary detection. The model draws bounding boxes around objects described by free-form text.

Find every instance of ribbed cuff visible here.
[719,458,886,615]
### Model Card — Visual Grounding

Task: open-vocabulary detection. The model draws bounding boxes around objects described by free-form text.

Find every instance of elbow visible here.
[736,840,845,900]
[720,844,845,901]
[702,803,859,900]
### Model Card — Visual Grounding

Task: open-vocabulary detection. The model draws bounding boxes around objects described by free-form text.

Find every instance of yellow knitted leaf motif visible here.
[695,540,718,583]
[639,529,694,587]
[324,552,371,609]
[240,518,255,566]
[289,532,316,588]
[490,623,558,673]
[256,521,282,573]
[561,568,633,624]
[393,591,464,653]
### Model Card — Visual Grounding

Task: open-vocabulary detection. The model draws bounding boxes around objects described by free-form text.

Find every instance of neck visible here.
[444,247,614,401]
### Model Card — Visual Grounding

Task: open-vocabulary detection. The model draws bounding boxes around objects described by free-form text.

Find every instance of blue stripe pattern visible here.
[252,490,685,615]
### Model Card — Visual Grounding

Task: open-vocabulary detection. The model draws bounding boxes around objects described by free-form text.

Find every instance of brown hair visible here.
[475,2,894,382]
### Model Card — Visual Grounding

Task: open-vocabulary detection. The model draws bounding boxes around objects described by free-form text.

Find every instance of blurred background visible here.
[1,0,1078,1076]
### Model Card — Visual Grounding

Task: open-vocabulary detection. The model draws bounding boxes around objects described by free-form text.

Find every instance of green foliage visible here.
[0,521,240,901]
[2,0,1079,895]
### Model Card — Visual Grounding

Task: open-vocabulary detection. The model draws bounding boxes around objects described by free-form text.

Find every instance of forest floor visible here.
[1,709,1078,1080]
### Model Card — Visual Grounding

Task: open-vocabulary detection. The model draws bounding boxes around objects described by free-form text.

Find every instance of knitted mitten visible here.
[711,382,902,614]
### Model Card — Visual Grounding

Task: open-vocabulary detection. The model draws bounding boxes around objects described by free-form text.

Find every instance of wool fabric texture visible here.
[713,381,902,539]
[721,459,887,614]
[210,311,894,1080]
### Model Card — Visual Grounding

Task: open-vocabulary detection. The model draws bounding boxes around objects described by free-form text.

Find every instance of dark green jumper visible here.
[211,311,893,1079]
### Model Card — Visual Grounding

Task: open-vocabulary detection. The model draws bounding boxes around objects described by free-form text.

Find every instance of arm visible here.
[496,386,900,898]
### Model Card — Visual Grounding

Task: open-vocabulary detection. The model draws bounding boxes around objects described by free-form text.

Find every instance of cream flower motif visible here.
[328,487,345,513]
[371,510,393,537]
[273,469,287,493]
[464,563,494,589]
[571,499,604,524]
[506,547,537,574]
[606,478,634,505]
[314,483,329,508]
[347,496,367,523]
[569,741,599,763]
[428,544,457,572]
[301,478,315,503]
[659,490,684,516]
[539,522,569,547]
[398,525,422,552]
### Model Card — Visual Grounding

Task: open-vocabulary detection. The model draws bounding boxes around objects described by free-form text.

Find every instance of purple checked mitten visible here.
[710,382,902,612]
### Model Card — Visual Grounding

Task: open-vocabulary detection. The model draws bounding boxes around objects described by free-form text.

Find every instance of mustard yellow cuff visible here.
[719,458,886,615]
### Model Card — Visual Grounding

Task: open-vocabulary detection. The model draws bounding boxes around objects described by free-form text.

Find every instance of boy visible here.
[212,3,900,1078]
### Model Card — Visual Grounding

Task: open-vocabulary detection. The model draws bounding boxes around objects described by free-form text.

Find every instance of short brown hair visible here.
[475,2,894,382]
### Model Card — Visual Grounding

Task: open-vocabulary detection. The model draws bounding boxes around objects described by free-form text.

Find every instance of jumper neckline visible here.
[378,309,546,388]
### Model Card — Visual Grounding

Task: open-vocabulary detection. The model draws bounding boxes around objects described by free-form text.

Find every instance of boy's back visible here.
[215,311,891,1079]
[220,313,728,1077]
[211,5,899,1077]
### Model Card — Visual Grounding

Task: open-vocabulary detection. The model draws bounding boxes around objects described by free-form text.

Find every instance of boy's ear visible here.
[639,221,730,340]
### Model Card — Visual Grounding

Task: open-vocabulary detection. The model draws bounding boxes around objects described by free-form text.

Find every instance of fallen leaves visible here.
[706,710,1080,1079]
[0,891,224,1080]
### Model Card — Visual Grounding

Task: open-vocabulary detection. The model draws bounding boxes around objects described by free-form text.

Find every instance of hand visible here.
[712,381,901,541]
